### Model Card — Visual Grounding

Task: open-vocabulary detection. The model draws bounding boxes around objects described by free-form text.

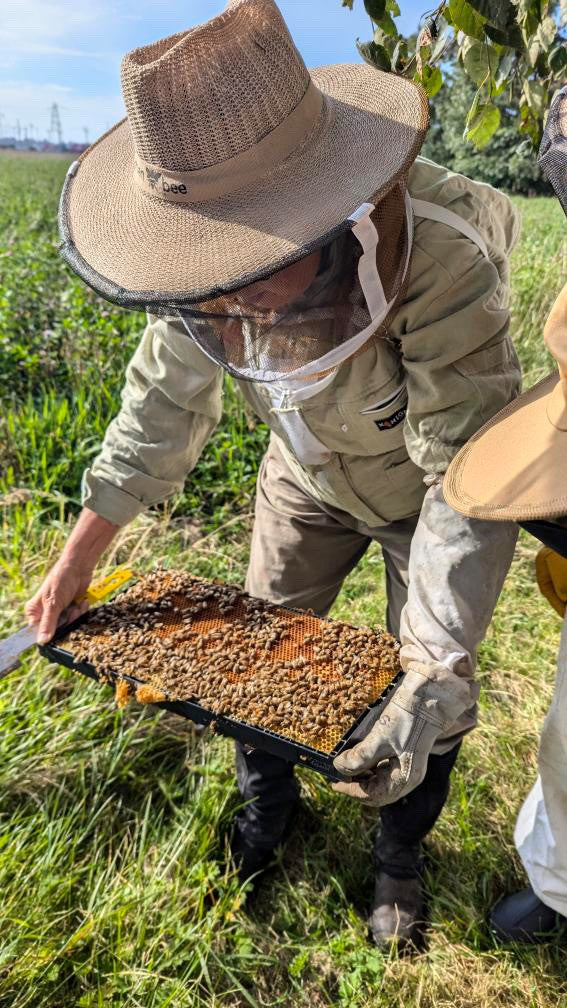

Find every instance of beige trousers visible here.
[245,439,479,752]
[515,616,567,917]
[245,439,419,636]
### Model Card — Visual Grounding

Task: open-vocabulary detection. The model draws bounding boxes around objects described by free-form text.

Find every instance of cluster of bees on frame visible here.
[61,570,402,751]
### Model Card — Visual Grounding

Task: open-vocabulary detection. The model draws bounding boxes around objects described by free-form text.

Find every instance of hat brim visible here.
[60,63,428,308]
[443,372,567,522]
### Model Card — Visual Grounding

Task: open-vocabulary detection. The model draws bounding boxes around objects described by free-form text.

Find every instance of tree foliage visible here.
[421,62,552,192]
[344,0,567,148]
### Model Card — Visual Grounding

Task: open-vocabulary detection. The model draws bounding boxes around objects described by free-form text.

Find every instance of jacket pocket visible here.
[325,371,409,456]
[454,336,516,376]
[359,381,406,416]
[453,335,522,423]
[382,450,428,519]
[341,446,426,524]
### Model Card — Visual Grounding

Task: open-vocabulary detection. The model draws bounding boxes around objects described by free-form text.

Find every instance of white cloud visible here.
[1,0,120,63]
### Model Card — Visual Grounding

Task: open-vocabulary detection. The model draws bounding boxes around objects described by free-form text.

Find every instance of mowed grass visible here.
[0,149,566,1007]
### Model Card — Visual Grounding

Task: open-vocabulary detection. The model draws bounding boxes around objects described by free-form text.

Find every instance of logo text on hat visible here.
[162,178,187,194]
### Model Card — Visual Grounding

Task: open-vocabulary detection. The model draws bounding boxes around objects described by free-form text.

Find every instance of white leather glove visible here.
[332,661,477,805]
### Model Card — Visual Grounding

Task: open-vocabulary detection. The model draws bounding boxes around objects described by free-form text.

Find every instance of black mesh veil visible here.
[176,180,411,383]
[538,85,567,216]
[176,228,364,382]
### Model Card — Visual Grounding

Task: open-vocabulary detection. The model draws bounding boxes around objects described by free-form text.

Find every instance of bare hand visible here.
[24,507,119,645]
[25,558,94,644]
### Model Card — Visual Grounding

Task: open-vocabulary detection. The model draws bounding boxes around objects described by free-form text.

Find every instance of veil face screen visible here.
[176,234,367,382]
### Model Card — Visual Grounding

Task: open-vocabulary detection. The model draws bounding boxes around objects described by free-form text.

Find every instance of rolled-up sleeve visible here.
[82,314,223,525]
[398,235,522,475]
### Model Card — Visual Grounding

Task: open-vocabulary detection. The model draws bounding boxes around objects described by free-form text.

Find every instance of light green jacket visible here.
[82,156,522,528]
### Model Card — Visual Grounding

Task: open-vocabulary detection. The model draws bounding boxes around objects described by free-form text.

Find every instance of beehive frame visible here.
[40,572,403,781]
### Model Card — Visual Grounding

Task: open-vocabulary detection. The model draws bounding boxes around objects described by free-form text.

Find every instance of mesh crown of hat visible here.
[121,0,312,172]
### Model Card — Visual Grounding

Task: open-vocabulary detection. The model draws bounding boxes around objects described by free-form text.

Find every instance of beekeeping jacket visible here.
[81,156,523,722]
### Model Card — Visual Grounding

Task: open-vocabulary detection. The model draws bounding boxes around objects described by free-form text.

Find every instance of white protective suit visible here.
[515,615,567,916]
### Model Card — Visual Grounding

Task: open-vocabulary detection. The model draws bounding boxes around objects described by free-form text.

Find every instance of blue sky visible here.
[1,0,427,142]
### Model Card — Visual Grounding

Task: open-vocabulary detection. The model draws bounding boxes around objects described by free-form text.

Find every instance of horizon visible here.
[2,0,427,143]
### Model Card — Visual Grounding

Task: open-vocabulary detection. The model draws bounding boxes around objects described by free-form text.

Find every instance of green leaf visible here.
[519,100,541,145]
[494,48,516,91]
[462,39,501,86]
[484,22,525,48]
[448,0,486,41]
[537,15,558,52]
[376,11,397,35]
[391,37,408,70]
[465,100,501,147]
[386,0,401,14]
[521,4,542,39]
[419,42,432,64]
[356,39,391,70]
[364,0,387,21]
[523,78,546,117]
[467,0,516,31]
[527,33,542,68]
[288,951,310,978]
[373,26,399,54]
[420,65,443,97]
[549,43,567,74]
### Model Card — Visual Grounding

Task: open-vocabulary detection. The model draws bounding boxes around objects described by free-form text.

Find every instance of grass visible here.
[1,149,567,1007]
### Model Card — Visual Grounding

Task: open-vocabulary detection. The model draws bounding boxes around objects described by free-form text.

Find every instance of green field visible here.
[0,150,566,1007]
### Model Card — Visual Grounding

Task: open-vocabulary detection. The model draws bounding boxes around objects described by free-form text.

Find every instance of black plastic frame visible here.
[39,615,402,783]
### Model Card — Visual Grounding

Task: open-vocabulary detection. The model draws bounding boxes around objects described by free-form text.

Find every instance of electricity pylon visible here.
[47,103,63,146]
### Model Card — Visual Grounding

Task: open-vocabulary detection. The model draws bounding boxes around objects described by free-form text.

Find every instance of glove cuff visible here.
[393,662,477,730]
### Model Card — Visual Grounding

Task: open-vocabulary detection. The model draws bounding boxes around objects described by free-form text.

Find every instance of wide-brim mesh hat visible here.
[444,283,567,522]
[59,0,428,310]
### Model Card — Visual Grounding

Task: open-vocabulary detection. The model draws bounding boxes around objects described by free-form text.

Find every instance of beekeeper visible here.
[444,282,567,942]
[444,89,567,944]
[25,0,522,949]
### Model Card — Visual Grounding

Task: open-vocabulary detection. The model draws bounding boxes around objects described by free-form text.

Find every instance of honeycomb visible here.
[59,571,402,755]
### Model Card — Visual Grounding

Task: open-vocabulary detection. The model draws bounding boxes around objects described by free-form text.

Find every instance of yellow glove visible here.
[535,547,567,617]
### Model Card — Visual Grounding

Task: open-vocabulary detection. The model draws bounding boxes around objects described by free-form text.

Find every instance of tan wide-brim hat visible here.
[444,283,567,522]
[59,0,428,309]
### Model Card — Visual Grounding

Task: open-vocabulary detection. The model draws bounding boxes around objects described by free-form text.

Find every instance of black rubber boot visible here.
[371,743,462,949]
[490,887,563,944]
[371,836,425,949]
[231,743,300,885]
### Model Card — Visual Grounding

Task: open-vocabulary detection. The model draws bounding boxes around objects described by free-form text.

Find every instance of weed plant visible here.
[0,150,566,1007]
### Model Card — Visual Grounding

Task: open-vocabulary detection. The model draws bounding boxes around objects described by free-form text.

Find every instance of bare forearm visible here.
[61,507,119,569]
